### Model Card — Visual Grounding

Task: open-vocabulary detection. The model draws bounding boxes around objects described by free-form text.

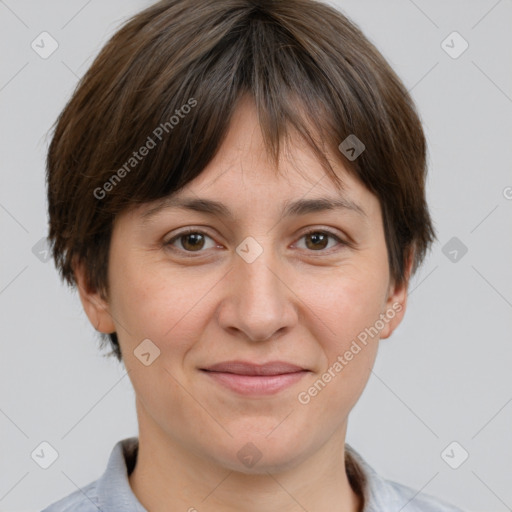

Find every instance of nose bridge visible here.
[221,236,295,341]
[239,244,279,299]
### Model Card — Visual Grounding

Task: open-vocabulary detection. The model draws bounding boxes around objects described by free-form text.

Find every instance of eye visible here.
[165,227,346,257]
[165,228,218,254]
[294,229,346,252]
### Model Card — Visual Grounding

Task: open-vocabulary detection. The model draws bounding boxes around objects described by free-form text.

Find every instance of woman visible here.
[42,0,464,510]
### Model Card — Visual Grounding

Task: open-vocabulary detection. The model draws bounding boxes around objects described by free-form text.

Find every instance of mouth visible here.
[200,361,310,395]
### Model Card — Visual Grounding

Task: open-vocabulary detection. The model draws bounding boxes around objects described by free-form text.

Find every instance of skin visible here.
[75,95,411,512]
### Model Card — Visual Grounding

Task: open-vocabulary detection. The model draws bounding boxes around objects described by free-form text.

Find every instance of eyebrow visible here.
[141,195,366,224]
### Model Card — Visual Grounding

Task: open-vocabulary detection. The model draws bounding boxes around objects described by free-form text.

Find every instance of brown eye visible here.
[296,230,345,252]
[181,233,205,251]
[304,232,329,250]
[166,230,216,253]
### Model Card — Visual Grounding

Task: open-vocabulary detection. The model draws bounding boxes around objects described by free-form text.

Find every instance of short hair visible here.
[46,0,436,361]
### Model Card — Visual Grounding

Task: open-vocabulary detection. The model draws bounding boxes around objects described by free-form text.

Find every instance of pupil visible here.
[184,233,203,250]
[307,233,327,250]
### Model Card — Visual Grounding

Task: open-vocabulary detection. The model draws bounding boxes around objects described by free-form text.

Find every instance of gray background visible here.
[1,0,511,511]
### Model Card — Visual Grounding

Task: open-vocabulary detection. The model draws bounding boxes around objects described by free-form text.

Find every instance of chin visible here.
[205,429,309,475]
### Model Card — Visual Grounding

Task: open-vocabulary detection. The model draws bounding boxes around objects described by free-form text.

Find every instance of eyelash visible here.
[164,227,348,257]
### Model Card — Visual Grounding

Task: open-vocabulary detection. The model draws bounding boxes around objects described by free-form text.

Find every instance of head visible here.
[47,0,435,472]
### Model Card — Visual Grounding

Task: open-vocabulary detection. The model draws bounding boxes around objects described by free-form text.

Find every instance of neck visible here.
[129,404,362,512]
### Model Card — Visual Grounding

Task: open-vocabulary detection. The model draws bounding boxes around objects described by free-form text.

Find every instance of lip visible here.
[203,360,306,375]
[200,360,309,395]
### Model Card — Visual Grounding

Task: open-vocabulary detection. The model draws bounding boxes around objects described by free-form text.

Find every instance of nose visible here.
[217,246,298,342]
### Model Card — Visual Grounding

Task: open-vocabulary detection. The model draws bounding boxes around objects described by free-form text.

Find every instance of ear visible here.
[73,258,116,334]
[379,248,414,340]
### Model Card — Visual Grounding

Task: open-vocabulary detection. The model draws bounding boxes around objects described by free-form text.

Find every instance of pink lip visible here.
[201,360,309,395]
[203,360,306,375]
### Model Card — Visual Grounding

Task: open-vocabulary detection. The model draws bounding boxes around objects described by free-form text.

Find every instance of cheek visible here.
[108,261,206,417]
[300,267,387,403]
[108,256,218,352]
[306,265,388,346]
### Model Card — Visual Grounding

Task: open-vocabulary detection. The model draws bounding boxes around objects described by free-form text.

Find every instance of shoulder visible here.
[344,444,465,512]
[376,477,465,512]
[40,480,100,512]
[41,437,141,512]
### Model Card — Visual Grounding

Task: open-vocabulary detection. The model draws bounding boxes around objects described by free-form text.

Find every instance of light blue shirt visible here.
[41,437,464,511]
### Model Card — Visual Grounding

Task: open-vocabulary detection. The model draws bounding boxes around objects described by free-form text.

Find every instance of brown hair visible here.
[46,0,435,360]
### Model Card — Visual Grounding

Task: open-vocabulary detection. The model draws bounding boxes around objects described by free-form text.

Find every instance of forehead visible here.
[172,97,375,209]
[126,96,381,225]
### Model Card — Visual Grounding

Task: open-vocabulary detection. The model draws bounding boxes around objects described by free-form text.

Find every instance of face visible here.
[76,96,409,473]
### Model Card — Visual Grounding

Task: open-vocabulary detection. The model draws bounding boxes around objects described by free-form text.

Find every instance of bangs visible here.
[89,5,362,216]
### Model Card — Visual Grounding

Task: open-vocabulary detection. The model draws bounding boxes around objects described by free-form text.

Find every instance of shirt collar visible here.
[96,437,392,512]
[96,437,147,512]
